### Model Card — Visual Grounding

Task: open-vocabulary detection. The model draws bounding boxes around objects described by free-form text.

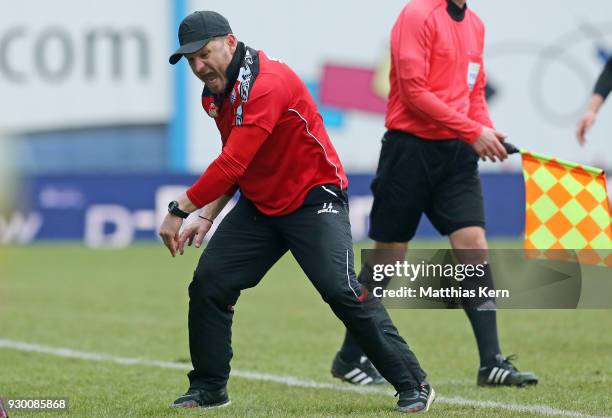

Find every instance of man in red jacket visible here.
[159,10,434,413]
[330,0,538,388]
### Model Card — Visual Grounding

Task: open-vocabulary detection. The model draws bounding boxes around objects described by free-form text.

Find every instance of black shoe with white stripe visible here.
[395,382,436,413]
[331,353,388,385]
[170,387,230,409]
[477,354,538,387]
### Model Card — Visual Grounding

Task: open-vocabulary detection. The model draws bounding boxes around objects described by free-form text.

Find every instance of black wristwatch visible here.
[168,200,189,219]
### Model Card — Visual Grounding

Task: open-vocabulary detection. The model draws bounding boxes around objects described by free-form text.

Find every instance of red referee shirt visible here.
[187,50,348,216]
[385,0,494,142]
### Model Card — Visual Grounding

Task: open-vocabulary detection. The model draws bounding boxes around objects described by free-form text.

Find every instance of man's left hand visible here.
[159,214,184,257]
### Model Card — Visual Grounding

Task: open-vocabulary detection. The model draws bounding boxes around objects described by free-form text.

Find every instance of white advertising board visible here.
[0,0,172,133]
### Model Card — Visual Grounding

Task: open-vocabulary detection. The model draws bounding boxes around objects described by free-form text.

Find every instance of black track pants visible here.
[186,186,427,392]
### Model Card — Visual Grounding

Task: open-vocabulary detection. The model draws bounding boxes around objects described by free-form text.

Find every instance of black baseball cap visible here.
[169,11,232,65]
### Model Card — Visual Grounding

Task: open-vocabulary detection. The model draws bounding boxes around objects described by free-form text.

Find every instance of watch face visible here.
[168,201,188,218]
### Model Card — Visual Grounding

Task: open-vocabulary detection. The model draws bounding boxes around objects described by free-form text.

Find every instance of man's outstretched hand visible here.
[177,218,214,255]
[576,110,596,146]
[159,214,184,257]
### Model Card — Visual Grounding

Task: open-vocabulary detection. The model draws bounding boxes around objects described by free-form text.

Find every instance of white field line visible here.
[0,339,607,418]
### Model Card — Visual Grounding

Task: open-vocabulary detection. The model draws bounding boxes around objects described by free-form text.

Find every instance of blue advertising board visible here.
[2,173,525,246]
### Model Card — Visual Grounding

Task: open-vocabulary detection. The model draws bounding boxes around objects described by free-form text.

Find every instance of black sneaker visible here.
[170,387,230,409]
[331,353,387,385]
[478,354,538,387]
[395,382,436,413]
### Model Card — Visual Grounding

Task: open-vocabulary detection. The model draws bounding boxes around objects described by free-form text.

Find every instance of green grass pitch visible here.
[0,242,611,417]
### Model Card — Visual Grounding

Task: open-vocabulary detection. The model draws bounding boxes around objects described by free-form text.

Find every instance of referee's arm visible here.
[576,57,612,144]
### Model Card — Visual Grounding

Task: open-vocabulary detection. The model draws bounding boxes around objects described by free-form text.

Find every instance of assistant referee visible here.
[330,0,538,388]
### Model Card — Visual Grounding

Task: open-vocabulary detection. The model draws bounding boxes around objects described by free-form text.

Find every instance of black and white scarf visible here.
[201,42,260,126]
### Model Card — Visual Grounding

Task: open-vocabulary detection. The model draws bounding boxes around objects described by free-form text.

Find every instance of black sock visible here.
[464,309,501,367]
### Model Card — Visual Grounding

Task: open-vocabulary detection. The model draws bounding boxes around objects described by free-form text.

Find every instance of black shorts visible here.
[369,130,485,243]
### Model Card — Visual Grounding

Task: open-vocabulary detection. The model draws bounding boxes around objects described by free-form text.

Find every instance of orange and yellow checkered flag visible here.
[520,150,612,265]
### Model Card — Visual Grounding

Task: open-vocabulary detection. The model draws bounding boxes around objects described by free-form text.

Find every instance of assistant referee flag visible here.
[521,150,612,265]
